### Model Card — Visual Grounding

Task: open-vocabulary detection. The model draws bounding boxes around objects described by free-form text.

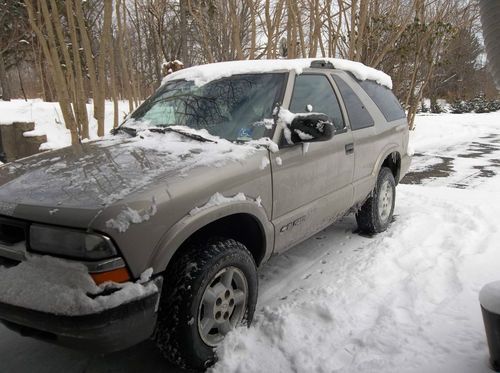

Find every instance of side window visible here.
[289,74,345,131]
[358,80,406,122]
[331,74,374,131]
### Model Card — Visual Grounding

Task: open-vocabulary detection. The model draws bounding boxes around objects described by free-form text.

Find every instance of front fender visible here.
[147,200,274,273]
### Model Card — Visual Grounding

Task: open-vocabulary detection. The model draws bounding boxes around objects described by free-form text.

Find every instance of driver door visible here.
[271,73,355,253]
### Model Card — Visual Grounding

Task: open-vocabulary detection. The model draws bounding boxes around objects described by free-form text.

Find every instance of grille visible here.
[0,218,27,245]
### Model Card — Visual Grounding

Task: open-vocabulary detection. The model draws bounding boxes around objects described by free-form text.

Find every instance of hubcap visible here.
[197,266,248,346]
[377,180,393,223]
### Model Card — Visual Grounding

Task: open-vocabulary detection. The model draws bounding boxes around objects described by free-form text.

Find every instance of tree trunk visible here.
[66,0,90,139]
[179,0,188,65]
[0,52,12,101]
[95,0,113,137]
[25,0,80,144]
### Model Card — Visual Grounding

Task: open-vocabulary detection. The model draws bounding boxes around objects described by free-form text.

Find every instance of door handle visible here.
[345,143,354,154]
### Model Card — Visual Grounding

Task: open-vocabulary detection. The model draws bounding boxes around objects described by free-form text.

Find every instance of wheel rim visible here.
[197,266,248,347]
[377,180,393,224]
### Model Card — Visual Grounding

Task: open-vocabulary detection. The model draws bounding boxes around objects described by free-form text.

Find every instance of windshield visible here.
[126,73,287,142]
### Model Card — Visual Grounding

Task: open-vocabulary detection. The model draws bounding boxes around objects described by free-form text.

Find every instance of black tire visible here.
[356,167,396,234]
[154,238,258,370]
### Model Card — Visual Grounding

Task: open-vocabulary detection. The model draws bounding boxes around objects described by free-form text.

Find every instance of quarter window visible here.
[358,80,406,122]
[331,74,374,131]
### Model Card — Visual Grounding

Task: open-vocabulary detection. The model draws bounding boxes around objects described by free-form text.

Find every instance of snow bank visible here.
[163,58,393,89]
[0,256,157,316]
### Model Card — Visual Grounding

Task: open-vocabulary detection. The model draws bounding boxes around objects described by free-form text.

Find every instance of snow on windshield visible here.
[163,58,393,89]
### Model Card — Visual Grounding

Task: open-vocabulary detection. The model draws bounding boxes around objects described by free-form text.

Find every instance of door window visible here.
[289,74,345,132]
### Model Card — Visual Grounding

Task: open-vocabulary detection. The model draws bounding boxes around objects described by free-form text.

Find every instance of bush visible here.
[435,97,500,115]
[450,100,470,114]
[487,100,500,112]
[431,102,446,113]
[471,96,490,113]
[418,102,430,113]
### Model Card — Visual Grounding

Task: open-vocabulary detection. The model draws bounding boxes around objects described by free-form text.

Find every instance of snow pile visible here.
[164,58,392,89]
[106,198,157,233]
[0,256,157,316]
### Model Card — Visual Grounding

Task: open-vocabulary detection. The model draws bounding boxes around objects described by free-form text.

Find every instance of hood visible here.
[0,132,264,227]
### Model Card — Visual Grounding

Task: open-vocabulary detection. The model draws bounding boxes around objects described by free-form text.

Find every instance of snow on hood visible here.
[163,58,393,89]
[0,256,157,316]
[0,130,273,211]
[114,127,265,172]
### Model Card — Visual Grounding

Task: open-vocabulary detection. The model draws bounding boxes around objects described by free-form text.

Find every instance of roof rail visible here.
[310,60,335,69]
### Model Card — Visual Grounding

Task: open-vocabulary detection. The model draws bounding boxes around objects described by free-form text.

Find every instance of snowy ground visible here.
[1,110,500,372]
[0,99,131,150]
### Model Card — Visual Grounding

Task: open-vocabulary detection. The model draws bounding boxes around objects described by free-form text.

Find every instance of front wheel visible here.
[356,167,396,234]
[155,238,258,370]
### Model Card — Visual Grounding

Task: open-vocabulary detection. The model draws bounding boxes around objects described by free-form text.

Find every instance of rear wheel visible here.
[356,167,396,234]
[155,238,258,370]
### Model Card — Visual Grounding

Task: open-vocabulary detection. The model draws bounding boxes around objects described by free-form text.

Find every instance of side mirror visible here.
[288,113,334,144]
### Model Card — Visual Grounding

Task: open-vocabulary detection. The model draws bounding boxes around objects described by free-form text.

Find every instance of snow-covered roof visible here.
[163,58,393,89]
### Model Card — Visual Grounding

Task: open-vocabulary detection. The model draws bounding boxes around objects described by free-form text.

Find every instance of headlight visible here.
[29,224,117,260]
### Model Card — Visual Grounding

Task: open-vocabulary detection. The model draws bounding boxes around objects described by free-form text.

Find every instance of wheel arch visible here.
[149,202,274,275]
[374,146,402,185]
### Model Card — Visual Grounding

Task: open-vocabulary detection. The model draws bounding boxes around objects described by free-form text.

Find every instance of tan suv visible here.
[0,58,410,370]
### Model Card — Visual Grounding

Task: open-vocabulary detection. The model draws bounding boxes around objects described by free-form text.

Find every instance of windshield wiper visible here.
[111,126,137,137]
[150,126,217,143]
[112,124,217,143]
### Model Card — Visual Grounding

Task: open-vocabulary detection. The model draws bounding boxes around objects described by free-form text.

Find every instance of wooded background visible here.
[0,0,496,142]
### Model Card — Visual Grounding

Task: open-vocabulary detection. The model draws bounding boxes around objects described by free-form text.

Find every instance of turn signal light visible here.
[90,267,130,285]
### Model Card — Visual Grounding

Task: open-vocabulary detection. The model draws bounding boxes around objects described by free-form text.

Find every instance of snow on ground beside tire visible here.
[212,112,500,373]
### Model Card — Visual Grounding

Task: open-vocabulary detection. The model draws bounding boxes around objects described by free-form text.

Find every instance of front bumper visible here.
[0,276,163,354]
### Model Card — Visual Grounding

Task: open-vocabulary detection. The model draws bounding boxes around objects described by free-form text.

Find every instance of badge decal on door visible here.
[280,215,306,233]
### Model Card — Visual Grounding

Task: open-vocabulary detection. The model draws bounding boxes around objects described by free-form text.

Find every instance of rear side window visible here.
[358,80,406,122]
[331,75,374,131]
